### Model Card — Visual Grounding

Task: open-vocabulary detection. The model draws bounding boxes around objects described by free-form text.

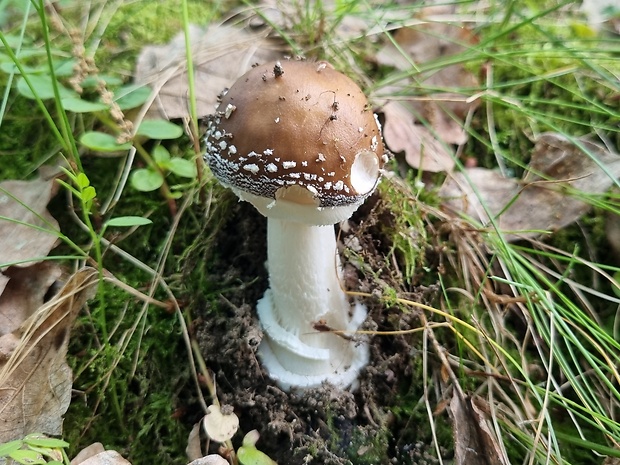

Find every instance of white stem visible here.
[256,217,369,390]
[268,219,348,333]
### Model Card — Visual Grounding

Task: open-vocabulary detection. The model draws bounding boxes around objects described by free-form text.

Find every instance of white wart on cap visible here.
[204,60,386,222]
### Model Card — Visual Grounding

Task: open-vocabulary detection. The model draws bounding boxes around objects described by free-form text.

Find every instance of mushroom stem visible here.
[256,217,369,390]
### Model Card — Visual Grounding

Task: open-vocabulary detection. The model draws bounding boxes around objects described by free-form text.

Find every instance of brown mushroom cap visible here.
[204,60,386,209]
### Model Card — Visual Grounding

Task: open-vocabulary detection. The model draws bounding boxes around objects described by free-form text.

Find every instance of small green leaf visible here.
[23,434,68,448]
[131,168,164,192]
[23,445,62,462]
[237,430,276,465]
[237,446,277,465]
[105,216,153,228]
[81,74,123,88]
[80,132,132,152]
[53,59,78,77]
[0,440,22,457]
[168,158,197,178]
[16,75,77,100]
[136,120,183,140]
[153,145,171,164]
[82,186,96,203]
[76,172,90,189]
[0,34,33,48]
[0,58,73,76]
[115,84,151,110]
[62,97,109,113]
[0,62,41,75]
[9,449,46,465]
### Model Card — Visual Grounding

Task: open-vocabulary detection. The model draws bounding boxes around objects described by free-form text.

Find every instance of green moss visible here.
[64,277,195,465]
[346,426,390,464]
[0,92,59,179]
[367,174,439,288]
[322,408,391,464]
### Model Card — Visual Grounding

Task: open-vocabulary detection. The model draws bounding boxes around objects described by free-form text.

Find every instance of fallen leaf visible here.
[186,421,202,461]
[202,404,239,443]
[450,393,509,465]
[134,24,283,119]
[0,262,62,337]
[374,5,480,172]
[605,206,620,261]
[0,175,60,270]
[0,267,98,442]
[603,456,620,465]
[440,167,517,226]
[381,100,457,173]
[440,133,620,241]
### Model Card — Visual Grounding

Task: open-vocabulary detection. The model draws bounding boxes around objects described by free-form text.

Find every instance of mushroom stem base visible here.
[257,302,369,391]
[256,217,369,391]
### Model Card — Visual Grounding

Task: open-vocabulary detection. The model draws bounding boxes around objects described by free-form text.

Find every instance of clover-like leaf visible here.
[168,158,197,178]
[136,119,183,140]
[81,186,96,203]
[75,172,90,189]
[81,74,124,88]
[114,84,152,110]
[62,97,109,113]
[131,168,164,192]
[152,145,171,164]
[17,75,77,100]
[80,131,132,152]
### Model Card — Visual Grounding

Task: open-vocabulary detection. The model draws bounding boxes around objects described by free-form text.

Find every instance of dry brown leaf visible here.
[134,24,283,119]
[0,274,9,303]
[186,421,203,461]
[450,393,509,465]
[375,6,479,172]
[0,175,60,270]
[440,167,517,225]
[186,421,229,465]
[381,100,457,173]
[440,133,620,241]
[0,267,98,442]
[0,262,63,337]
[605,206,620,261]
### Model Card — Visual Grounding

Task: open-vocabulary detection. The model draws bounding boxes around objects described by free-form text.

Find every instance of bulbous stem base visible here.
[256,218,369,391]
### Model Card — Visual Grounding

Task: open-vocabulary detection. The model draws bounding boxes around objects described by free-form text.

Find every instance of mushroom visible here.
[204,60,387,390]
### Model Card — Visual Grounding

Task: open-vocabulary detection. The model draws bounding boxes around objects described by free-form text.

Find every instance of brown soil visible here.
[192,193,449,464]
